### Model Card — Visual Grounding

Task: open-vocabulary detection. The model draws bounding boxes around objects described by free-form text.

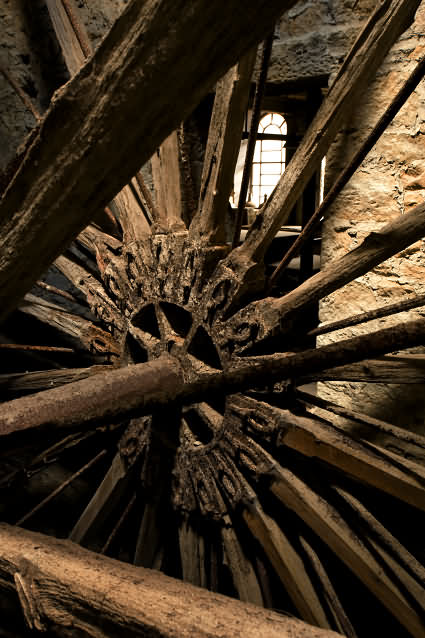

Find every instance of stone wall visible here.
[0,0,126,172]
[318,3,425,433]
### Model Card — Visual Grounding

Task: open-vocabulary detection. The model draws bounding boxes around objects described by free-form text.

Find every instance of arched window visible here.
[251,112,287,207]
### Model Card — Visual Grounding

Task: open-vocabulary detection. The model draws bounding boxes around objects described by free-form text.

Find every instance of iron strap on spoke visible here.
[268,52,425,289]
[232,32,274,249]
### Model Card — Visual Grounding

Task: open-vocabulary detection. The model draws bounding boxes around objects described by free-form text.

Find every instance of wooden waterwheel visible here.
[0,1,425,636]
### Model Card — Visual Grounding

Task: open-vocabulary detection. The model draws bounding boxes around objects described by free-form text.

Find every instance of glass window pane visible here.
[271,113,284,127]
[253,141,261,162]
[264,124,282,136]
[262,139,282,152]
[259,113,272,129]
[261,162,282,175]
[261,149,283,163]
[252,163,260,185]
[251,185,260,208]
[261,174,281,187]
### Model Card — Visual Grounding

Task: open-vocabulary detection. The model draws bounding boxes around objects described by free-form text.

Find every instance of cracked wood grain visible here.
[0,524,342,638]
[0,0,299,322]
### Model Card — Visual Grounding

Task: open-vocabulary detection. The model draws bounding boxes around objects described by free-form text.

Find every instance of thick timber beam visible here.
[227,200,425,351]
[2,318,425,441]
[0,525,340,638]
[0,0,299,322]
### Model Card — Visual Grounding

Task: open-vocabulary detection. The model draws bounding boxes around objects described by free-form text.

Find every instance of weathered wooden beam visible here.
[269,51,425,286]
[298,355,425,385]
[0,356,183,441]
[150,131,187,231]
[2,318,425,441]
[243,499,331,627]
[45,0,149,243]
[0,365,108,395]
[227,200,425,350]
[0,525,341,638]
[296,389,425,464]
[308,293,425,338]
[238,0,421,266]
[0,0,299,322]
[190,50,256,243]
[270,467,425,637]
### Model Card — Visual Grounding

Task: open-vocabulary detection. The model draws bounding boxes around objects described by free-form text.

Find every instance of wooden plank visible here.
[150,131,187,231]
[296,389,425,464]
[179,517,208,588]
[0,0,298,322]
[0,365,108,395]
[0,524,342,638]
[45,0,149,243]
[190,50,256,243]
[221,521,263,605]
[299,355,425,385]
[299,537,357,638]
[45,0,91,75]
[270,467,425,638]
[243,500,331,627]
[274,408,425,511]
[226,200,425,351]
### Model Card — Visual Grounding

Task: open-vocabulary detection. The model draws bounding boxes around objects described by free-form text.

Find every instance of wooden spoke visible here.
[134,501,165,569]
[0,365,108,396]
[243,498,331,627]
[296,389,425,464]
[298,355,425,385]
[334,485,425,596]
[45,0,149,243]
[16,449,107,526]
[226,200,425,351]
[299,536,357,638]
[18,294,120,357]
[151,131,188,232]
[101,491,137,555]
[308,293,425,338]
[69,451,133,544]
[0,0,296,322]
[237,0,421,265]
[274,406,425,511]
[231,393,425,509]
[45,0,91,74]
[221,519,263,605]
[269,466,425,637]
[232,35,273,248]
[178,516,208,587]
[190,50,256,244]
